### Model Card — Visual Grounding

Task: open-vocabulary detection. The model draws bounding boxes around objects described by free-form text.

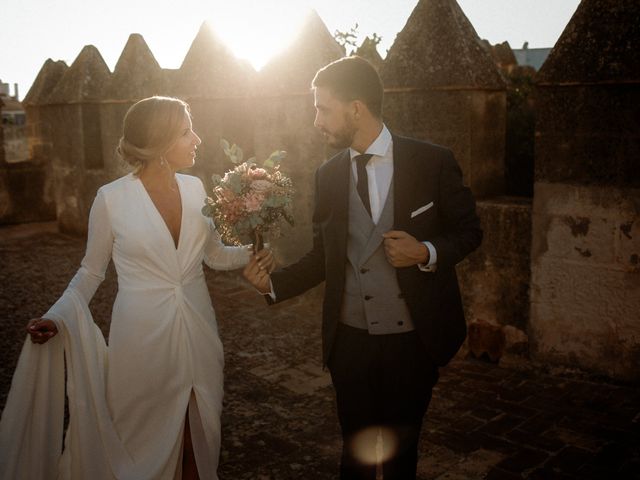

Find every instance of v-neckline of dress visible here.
[135,173,184,251]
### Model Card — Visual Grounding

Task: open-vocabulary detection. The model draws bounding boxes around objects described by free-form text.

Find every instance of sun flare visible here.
[206,1,312,70]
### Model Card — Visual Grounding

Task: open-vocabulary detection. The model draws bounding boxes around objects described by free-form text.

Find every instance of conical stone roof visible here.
[258,10,344,95]
[107,34,166,100]
[22,59,69,106]
[47,45,111,104]
[173,21,255,98]
[381,0,504,89]
[537,0,640,84]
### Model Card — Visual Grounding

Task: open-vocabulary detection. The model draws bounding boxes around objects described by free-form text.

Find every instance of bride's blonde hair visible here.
[117,96,190,175]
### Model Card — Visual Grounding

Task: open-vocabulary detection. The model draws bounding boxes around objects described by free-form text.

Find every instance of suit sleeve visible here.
[427,151,482,271]
[270,170,327,303]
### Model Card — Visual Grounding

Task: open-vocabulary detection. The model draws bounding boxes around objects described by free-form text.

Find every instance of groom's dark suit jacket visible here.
[270,134,482,367]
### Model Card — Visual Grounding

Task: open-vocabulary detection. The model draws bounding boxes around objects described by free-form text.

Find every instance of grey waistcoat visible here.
[339,173,415,334]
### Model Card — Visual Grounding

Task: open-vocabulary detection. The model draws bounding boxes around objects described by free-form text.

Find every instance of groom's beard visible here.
[322,114,357,149]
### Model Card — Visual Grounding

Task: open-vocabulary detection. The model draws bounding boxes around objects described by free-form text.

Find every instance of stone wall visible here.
[530,0,640,381]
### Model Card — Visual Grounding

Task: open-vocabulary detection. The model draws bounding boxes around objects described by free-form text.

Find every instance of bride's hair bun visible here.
[116,137,152,171]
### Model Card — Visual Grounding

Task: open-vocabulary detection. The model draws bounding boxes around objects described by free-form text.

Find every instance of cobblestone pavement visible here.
[1,223,638,479]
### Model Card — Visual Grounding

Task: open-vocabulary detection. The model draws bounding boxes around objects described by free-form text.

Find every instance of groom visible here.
[244,56,482,479]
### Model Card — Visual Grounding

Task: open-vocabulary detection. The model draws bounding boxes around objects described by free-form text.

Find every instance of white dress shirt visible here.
[350,124,437,271]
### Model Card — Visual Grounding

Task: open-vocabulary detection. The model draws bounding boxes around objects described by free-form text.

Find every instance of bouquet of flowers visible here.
[202,139,295,252]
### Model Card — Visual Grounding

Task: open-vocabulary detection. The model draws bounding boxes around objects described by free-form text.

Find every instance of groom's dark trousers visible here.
[328,323,439,479]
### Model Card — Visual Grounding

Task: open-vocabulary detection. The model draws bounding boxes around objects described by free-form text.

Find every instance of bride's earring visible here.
[160,156,168,167]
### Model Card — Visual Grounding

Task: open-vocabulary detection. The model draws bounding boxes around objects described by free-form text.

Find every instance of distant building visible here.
[513,42,552,71]
[0,79,28,163]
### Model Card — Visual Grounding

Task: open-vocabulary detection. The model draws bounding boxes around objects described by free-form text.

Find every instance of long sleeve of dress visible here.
[203,218,250,270]
[44,189,114,322]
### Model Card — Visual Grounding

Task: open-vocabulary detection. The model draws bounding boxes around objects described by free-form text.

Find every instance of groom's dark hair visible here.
[312,56,384,118]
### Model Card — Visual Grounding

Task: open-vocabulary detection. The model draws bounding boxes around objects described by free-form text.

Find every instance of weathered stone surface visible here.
[535,85,640,187]
[46,103,110,234]
[46,45,111,104]
[381,0,505,89]
[0,98,4,166]
[106,34,166,101]
[502,326,528,357]
[537,0,640,85]
[468,319,505,362]
[0,162,56,224]
[22,59,68,106]
[458,197,532,337]
[257,10,343,95]
[530,182,640,381]
[383,90,506,198]
[173,22,254,98]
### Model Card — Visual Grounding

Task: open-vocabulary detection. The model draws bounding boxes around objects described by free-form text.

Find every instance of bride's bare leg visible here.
[182,404,200,480]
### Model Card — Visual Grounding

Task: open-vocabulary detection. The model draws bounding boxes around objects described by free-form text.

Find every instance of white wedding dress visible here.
[0,172,249,480]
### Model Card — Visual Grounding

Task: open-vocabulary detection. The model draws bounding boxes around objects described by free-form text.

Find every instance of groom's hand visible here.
[382,230,429,267]
[243,250,273,294]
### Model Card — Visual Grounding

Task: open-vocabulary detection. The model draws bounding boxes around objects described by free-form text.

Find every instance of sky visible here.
[0,0,581,101]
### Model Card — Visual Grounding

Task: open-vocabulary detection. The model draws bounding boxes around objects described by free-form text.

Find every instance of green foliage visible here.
[220,138,243,164]
[264,150,287,169]
[334,23,359,53]
[368,33,382,46]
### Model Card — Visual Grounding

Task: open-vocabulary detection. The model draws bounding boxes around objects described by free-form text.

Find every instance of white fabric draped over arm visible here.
[203,218,250,270]
[44,189,114,323]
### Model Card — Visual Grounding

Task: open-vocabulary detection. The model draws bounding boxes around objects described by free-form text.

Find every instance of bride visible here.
[0,96,273,479]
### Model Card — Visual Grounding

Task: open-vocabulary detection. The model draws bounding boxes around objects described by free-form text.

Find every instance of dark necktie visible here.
[354,154,373,216]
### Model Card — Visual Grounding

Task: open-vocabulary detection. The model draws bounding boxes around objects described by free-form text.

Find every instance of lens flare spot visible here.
[348,426,398,467]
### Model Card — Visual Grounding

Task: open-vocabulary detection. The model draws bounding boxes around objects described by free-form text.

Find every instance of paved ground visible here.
[1,223,638,479]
